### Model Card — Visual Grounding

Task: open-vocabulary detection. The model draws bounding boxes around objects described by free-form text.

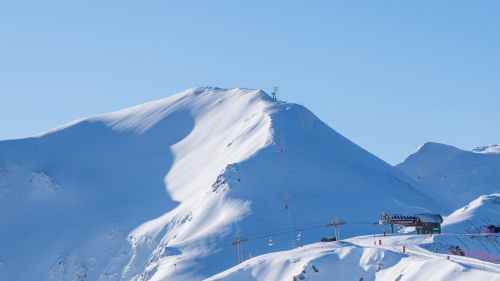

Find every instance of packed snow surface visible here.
[207,234,500,281]
[397,142,500,209]
[1,87,447,280]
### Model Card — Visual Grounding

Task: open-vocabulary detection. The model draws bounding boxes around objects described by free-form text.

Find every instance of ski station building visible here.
[380,213,443,234]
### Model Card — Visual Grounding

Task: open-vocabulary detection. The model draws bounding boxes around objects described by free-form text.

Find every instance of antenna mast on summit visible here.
[272,86,279,101]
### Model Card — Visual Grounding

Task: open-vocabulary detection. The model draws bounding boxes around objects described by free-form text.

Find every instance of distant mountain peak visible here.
[414,142,500,156]
[400,142,462,165]
[415,142,461,154]
[398,141,500,209]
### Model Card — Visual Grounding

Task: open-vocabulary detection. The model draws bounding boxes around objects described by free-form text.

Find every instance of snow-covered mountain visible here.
[0,87,446,281]
[397,142,500,209]
[443,193,500,234]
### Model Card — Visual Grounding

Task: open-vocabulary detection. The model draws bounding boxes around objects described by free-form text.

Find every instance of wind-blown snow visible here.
[0,87,447,281]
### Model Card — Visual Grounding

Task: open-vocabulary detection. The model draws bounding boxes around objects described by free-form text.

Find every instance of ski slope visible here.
[207,234,500,281]
[397,142,500,209]
[0,87,447,280]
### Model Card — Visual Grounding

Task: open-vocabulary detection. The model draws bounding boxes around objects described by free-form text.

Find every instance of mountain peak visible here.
[400,142,463,165]
[36,87,273,137]
[186,86,273,101]
[415,142,462,154]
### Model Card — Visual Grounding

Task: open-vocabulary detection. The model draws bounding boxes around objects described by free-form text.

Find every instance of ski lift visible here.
[268,236,274,246]
[278,136,286,152]
[284,194,289,210]
[296,231,303,247]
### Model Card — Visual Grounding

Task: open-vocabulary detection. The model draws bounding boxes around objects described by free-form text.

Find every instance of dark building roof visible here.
[416,213,443,223]
[380,212,443,225]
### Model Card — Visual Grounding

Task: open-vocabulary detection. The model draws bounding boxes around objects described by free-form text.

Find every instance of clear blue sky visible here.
[1,1,499,165]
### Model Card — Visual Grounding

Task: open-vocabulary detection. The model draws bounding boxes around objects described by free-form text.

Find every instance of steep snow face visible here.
[443,193,500,233]
[397,142,500,209]
[207,234,500,281]
[0,87,444,281]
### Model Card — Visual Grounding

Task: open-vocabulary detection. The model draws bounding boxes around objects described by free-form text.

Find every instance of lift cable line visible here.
[223,213,498,265]
[223,216,380,247]
[167,215,499,269]
[233,217,332,242]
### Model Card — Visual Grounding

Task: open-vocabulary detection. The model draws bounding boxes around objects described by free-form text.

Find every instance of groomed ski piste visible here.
[207,233,500,281]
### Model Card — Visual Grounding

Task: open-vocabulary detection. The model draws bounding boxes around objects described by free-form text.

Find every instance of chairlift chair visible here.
[268,236,274,247]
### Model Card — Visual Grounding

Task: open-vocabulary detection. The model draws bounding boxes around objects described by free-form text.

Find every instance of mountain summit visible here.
[0,87,444,280]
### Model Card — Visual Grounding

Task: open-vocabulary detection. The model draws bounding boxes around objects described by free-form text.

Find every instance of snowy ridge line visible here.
[443,193,500,234]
